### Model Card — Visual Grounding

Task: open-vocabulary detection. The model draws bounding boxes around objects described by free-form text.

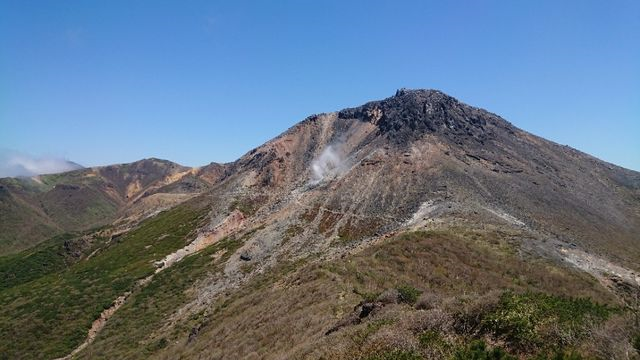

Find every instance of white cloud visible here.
[0,150,83,178]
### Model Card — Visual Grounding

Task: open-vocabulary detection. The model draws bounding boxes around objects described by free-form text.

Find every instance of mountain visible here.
[207,88,640,269]
[1,90,639,359]
[0,158,226,254]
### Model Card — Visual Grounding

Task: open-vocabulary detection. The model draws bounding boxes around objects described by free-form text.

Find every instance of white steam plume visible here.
[309,144,346,184]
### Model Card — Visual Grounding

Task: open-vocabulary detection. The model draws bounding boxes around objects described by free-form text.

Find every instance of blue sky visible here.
[1,0,639,171]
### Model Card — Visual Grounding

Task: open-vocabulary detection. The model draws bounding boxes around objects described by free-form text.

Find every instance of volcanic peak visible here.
[338,88,499,144]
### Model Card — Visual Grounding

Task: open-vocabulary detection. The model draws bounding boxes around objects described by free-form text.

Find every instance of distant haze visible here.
[0,150,83,178]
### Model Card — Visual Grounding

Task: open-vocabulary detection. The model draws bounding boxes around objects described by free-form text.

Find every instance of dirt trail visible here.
[56,211,245,359]
[154,210,245,272]
[54,293,130,360]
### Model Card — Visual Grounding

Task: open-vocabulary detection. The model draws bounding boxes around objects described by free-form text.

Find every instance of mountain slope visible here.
[198,88,640,272]
[0,158,227,254]
[1,89,639,359]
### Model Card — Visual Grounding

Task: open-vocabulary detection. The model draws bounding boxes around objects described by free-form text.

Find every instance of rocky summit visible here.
[1,90,639,359]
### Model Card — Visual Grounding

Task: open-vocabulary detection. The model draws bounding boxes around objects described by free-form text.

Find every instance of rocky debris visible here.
[325,289,401,335]
[365,106,383,125]
[609,275,639,299]
[187,324,202,344]
[63,235,94,259]
[338,89,494,145]
[357,301,383,318]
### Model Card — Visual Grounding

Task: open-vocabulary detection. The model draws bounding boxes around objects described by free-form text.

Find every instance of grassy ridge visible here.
[158,230,623,359]
[79,236,243,359]
[0,224,633,359]
[0,203,208,360]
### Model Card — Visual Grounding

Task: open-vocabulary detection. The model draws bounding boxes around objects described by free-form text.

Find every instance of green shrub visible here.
[145,337,168,353]
[397,285,422,305]
[418,330,450,350]
[0,232,76,291]
[453,340,515,360]
[633,332,640,354]
[482,292,612,350]
[354,288,381,303]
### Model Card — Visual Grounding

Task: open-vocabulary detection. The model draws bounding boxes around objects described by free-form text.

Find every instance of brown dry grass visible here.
[148,229,617,360]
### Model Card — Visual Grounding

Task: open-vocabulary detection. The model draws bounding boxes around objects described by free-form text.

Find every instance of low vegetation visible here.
[78,236,243,359]
[2,222,636,359]
[397,285,422,305]
[0,232,76,291]
[0,202,208,359]
[452,340,515,360]
[135,229,631,359]
[481,292,613,350]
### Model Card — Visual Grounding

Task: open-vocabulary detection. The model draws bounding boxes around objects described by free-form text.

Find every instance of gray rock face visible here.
[338,89,494,145]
